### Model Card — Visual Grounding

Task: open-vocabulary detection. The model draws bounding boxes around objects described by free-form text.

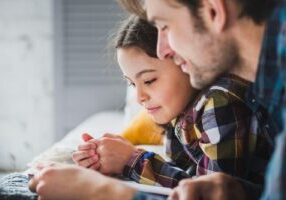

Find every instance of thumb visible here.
[102,133,123,140]
[82,133,94,142]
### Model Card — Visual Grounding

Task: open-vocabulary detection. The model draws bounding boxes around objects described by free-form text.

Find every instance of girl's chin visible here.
[151,115,171,125]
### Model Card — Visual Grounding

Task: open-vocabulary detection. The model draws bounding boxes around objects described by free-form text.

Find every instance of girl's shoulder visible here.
[193,74,252,110]
[176,74,253,127]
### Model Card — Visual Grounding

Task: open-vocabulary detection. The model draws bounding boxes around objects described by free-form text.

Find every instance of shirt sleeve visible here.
[122,148,192,188]
[261,131,286,200]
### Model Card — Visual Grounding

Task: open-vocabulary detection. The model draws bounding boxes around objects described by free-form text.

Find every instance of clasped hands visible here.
[72,133,136,175]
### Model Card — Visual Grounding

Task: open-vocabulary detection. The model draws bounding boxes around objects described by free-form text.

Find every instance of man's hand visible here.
[28,164,136,200]
[168,172,246,200]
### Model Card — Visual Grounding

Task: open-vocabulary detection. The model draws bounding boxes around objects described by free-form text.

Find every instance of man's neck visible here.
[230,19,266,82]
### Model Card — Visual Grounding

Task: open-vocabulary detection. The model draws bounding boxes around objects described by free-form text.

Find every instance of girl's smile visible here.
[117,46,195,124]
[145,106,162,114]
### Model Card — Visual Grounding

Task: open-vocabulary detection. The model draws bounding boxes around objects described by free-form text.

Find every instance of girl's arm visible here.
[123,149,193,188]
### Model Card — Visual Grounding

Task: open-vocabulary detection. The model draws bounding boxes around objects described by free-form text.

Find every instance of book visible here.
[122,181,172,196]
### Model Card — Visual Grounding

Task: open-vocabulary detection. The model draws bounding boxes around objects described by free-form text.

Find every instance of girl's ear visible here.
[201,0,227,33]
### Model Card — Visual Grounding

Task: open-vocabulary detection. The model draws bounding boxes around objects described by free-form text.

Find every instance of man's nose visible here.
[157,31,175,60]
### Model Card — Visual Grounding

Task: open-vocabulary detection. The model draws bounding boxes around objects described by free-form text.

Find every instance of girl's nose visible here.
[136,87,149,104]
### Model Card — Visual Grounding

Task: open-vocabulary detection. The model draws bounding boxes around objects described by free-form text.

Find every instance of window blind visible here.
[55,0,127,137]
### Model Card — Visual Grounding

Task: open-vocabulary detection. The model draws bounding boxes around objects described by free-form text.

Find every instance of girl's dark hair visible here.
[114,15,158,58]
[117,0,279,24]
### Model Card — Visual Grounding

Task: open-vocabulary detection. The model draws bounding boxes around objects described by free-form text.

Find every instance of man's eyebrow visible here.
[148,16,164,26]
[148,18,156,26]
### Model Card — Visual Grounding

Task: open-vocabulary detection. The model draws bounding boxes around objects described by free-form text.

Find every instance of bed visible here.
[0,88,165,199]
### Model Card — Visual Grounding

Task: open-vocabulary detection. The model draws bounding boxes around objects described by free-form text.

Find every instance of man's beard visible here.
[190,38,240,89]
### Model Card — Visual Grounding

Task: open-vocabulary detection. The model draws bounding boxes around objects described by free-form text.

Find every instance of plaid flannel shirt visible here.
[124,74,273,188]
[133,1,285,199]
[251,1,286,199]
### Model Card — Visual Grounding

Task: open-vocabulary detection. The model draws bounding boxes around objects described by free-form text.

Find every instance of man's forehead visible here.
[147,15,166,25]
[145,0,182,22]
[145,0,166,23]
[145,0,182,9]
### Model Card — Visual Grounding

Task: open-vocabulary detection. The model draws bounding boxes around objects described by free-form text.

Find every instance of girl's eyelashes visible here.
[126,78,157,87]
[144,78,157,85]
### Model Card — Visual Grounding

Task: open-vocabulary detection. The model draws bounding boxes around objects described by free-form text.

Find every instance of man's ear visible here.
[202,0,227,33]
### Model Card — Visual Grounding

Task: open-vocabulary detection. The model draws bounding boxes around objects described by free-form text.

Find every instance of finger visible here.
[178,181,199,200]
[78,155,99,168]
[28,177,39,193]
[38,197,48,200]
[38,196,44,200]
[89,161,101,171]
[36,181,47,199]
[102,133,121,139]
[35,162,57,170]
[72,150,96,162]
[168,186,181,200]
[77,142,97,151]
[82,133,94,142]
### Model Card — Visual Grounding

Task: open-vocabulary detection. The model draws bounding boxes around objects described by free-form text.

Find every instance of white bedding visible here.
[28,111,125,168]
[28,110,165,170]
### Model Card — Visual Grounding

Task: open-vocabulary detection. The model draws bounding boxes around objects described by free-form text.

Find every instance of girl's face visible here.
[117,47,195,124]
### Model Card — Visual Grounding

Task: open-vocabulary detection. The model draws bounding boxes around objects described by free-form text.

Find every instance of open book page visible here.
[122,181,172,196]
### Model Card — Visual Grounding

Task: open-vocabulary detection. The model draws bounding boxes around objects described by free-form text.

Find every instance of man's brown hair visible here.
[117,0,278,24]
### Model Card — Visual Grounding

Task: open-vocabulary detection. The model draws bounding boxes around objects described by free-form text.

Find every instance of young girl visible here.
[72,14,196,175]
[72,15,273,188]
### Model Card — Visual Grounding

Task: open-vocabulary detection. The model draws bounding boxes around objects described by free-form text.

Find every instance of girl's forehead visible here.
[118,48,159,71]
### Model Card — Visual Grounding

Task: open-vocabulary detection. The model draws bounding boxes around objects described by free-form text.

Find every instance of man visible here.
[118,0,285,199]
[29,0,286,199]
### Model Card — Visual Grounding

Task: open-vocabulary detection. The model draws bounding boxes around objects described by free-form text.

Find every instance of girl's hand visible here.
[72,133,100,170]
[95,133,136,175]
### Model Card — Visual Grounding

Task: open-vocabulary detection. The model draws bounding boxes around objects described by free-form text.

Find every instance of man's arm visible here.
[261,131,286,200]
[29,164,136,200]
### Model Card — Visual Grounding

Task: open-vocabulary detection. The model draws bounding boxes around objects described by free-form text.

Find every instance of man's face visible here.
[145,0,239,89]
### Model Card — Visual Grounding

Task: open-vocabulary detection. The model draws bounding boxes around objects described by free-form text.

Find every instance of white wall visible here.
[0,0,55,170]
